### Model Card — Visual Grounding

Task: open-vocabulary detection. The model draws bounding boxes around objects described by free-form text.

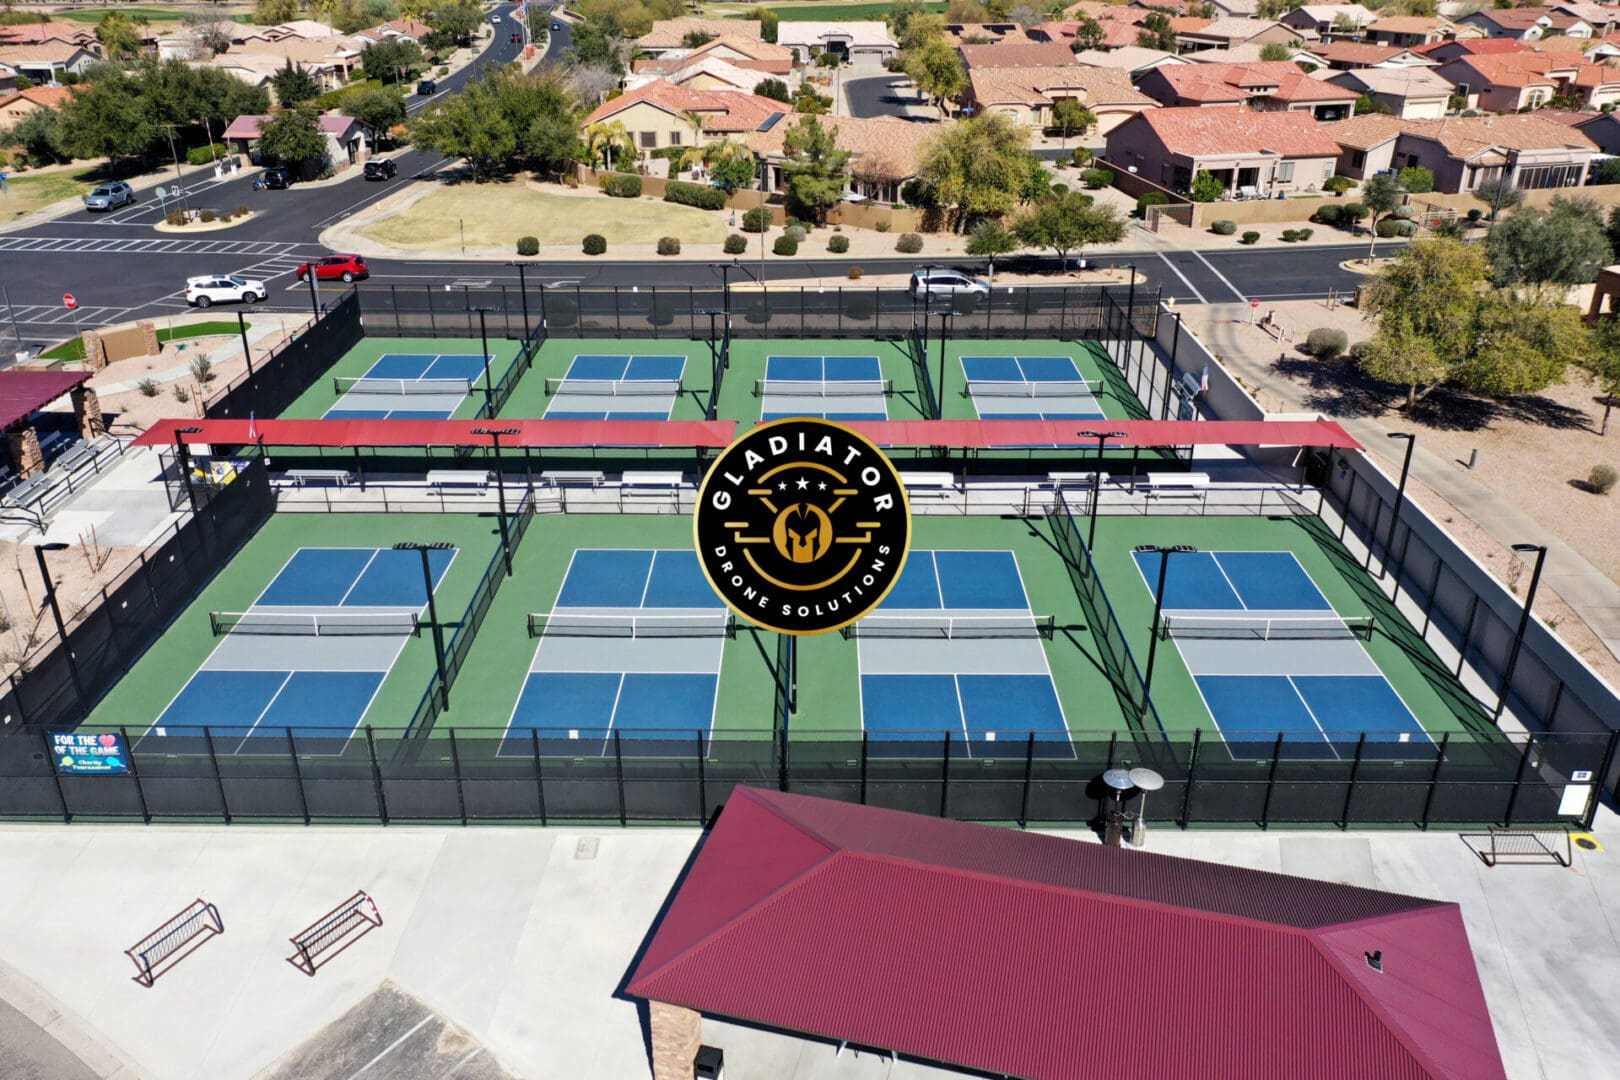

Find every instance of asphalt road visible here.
[843,73,928,120]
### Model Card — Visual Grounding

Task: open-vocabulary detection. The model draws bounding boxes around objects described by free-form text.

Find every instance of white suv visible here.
[908,269,990,299]
[185,275,267,308]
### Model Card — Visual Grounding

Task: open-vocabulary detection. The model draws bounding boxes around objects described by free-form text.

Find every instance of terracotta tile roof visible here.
[1180,16,1280,40]
[1469,8,1588,30]
[1168,16,1214,33]
[776,21,897,49]
[0,21,94,46]
[1402,113,1600,156]
[744,114,933,180]
[638,18,761,48]
[686,35,794,63]
[970,63,1156,107]
[1332,66,1453,97]
[1414,38,1528,57]
[1368,15,1448,34]
[1325,112,1407,148]
[1314,41,1412,64]
[0,84,74,110]
[0,43,89,63]
[582,80,787,133]
[223,113,361,138]
[1535,107,1595,126]
[1072,45,1186,71]
[960,40,1076,68]
[1131,106,1345,156]
[632,53,772,91]
[1157,61,1359,103]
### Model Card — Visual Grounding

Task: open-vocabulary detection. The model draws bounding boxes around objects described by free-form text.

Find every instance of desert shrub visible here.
[545,297,578,326]
[234,205,250,218]
[137,377,159,397]
[1392,204,1416,220]
[900,178,930,207]
[1080,168,1113,190]
[1375,217,1403,238]
[1347,340,1371,362]
[188,356,215,384]
[1298,227,1313,240]
[199,208,217,223]
[785,224,807,243]
[844,293,874,320]
[895,232,923,254]
[1341,202,1367,223]
[1313,204,1343,226]
[1590,464,1618,494]
[656,236,681,255]
[827,234,849,253]
[1323,175,1356,194]
[186,144,228,166]
[1072,146,1091,167]
[742,207,771,233]
[773,235,798,255]
[1210,219,1236,235]
[1241,231,1260,244]
[723,232,747,254]
[165,209,185,226]
[875,220,891,233]
[172,384,190,403]
[1051,183,1068,195]
[663,180,726,209]
[1137,191,1169,216]
[582,233,607,255]
[1466,208,1483,222]
[1394,219,1418,237]
[848,265,864,279]
[1303,327,1349,357]
[516,235,539,256]
[601,173,642,198]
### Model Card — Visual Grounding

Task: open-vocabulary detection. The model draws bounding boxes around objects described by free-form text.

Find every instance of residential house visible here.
[1456,9,1592,41]
[0,85,73,126]
[217,37,364,96]
[1548,2,1619,37]
[1327,112,1405,177]
[1313,42,1438,69]
[1208,0,1261,15]
[637,19,761,59]
[1104,107,1345,195]
[223,113,370,169]
[1281,5,1377,40]
[1389,114,1598,191]
[353,19,433,47]
[1436,52,1620,112]
[965,64,1157,133]
[776,22,897,63]
[1175,17,1300,54]
[626,54,775,94]
[1585,33,1620,61]
[0,44,96,86]
[0,61,15,95]
[630,36,794,77]
[745,114,933,203]
[1364,16,1455,47]
[1072,46,1190,77]
[581,80,787,156]
[0,21,98,52]
[1327,66,1453,118]
[1563,110,1620,155]
[1137,61,1360,120]
[1186,42,1327,66]
[958,41,1076,69]
[945,23,1025,44]
[1416,38,1534,64]
[1037,18,1142,49]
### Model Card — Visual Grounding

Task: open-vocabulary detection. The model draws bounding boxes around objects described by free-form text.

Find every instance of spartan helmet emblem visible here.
[773,499,832,564]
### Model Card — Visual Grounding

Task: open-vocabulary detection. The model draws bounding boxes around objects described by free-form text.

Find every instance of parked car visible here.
[295,254,369,284]
[83,182,135,211]
[417,78,437,95]
[908,269,989,299]
[261,166,290,189]
[185,275,266,308]
[490,12,501,20]
[363,158,397,181]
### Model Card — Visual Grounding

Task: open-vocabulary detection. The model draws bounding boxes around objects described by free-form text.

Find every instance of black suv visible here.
[363,158,398,181]
[417,78,437,95]
[262,166,290,189]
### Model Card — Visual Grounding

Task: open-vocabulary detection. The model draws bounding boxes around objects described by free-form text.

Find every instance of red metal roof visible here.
[132,418,739,449]
[0,370,91,431]
[847,418,1362,449]
[628,788,1506,1080]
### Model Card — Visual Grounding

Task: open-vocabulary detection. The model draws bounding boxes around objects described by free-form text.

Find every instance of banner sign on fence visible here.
[52,731,130,774]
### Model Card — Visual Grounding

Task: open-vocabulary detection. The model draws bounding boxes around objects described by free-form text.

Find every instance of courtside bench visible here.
[427,469,493,492]
[1142,472,1209,506]
[284,469,354,488]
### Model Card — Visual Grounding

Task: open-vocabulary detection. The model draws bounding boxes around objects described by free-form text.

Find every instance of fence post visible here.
[365,725,389,825]
[1503,736,1538,826]
[1259,733,1284,830]
[41,725,70,824]
[859,731,868,805]
[531,729,547,826]
[1018,731,1035,828]
[1340,733,1366,830]
[1420,732,1450,830]
[287,727,310,825]
[1588,730,1620,829]
[1455,594,1481,678]
[695,730,706,823]
[425,283,436,336]
[1337,467,1357,543]
[1180,729,1201,828]
[449,729,467,826]
[1421,555,1444,638]
[940,730,951,818]
[121,726,151,824]
[613,730,627,827]
[202,726,230,825]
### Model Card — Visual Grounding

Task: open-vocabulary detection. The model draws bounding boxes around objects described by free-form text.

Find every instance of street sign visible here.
[1250,298,1260,308]
[63,293,77,309]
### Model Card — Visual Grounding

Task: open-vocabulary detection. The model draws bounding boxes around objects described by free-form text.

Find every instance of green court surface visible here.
[278,337,527,421]
[85,514,504,736]
[935,339,1150,423]
[717,339,930,425]
[1087,514,1494,742]
[498,337,713,422]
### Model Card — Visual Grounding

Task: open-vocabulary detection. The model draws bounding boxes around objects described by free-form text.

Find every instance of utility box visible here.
[695,1045,724,1079]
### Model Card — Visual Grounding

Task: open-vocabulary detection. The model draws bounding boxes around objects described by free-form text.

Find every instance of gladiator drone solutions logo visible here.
[694,418,911,635]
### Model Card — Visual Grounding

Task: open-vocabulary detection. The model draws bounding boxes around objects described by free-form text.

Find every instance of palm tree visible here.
[584,120,635,172]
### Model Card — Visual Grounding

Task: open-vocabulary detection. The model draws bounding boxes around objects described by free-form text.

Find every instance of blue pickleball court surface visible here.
[325,352,489,419]
[544,354,688,421]
[961,355,1104,422]
[761,354,888,422]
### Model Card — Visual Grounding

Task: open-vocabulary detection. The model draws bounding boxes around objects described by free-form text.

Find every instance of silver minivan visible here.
[908,269,990,299]
[84,182,135,211]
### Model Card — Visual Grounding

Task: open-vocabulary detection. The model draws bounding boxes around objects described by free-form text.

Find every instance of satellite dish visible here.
[1129,767,1165,793]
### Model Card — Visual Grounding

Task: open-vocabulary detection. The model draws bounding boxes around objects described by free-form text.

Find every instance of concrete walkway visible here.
[94,315,299,394]
[1189,301,1620,665]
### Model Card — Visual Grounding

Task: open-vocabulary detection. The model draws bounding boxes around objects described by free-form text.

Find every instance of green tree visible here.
[887,0,937,46]
[915,112,1031,231]
[1258,41,1291,61]
[780,115,851,223]
[1473,175,1523,227]
[95,12,142,60]
[1355,94,1392,115]
[1021,152,1052,202]
[1487,194,1611,299]
[1606,205,1620,261]
[756,78,790,103]
[424,0,483,46]
[1073,16,1105,50]
[705,139,757,190]
[1582,313,1620,435]
[255,107,329,172]
[342,86,407,143]
[745,5,779,43]
[1015,191,1126,266]
[1361,172,1405,264]
[56,67,155,161]
[271,59,320,107]
[902,37,967,112]
[361,39,423,84]
[581,118,634,170]
[1050,98,1095,140]
[966,217,1020,284]
[1136,12,1177,51]
[1189,169,1223,202]
[1397,165,1433,193]
[567,20,626,74]
[0,106,67,164]
[253,0,299,24]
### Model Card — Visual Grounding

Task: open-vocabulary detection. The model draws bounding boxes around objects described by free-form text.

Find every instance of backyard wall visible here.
[576,166,782,216]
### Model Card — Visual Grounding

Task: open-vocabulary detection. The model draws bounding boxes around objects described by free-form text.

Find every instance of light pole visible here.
[237,311,253,375]
[1383,432,1415,581]
[1077,429,1126,551]
[34,542,83,707]
[173,425,203,513]
[1495,543,1548,722]
[305,263,320,320]
[160,123,190,215]
[468,306,496,415]
[758,158,768,285]
[395,541,454,709]
[933,308,953,416]
[472,426,519,576]
[1136,544,1196,715]
[508,261,532,338]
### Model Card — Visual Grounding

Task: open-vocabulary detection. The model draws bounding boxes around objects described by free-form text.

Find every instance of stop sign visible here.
[62,293,76,310]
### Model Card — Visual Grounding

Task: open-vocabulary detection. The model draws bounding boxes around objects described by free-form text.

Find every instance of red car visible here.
[295,253,369,283]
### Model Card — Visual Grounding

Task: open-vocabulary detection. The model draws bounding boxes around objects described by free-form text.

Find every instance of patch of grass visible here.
[53,6,188,24]
[158,321,247,344]
[360,181,730,249]
[3,170,100,218]
[41,337,86,363]
[733,1,944,19]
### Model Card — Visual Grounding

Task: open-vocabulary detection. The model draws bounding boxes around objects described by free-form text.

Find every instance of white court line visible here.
[335,549,382,607]
[1209,553,1248,611]
[227,671,298,755]
[1284,675,1342,760]
[1152,251,1206,303]
[951,674,972,759]
[600,671,628,756]
[1191,250,1247,302]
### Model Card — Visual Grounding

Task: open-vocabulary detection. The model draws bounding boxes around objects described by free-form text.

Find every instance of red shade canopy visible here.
[133,418,739,449]
[845,418,1361,450]
[0,370,91,431]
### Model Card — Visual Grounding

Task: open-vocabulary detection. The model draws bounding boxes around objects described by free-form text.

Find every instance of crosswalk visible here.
[0,236,308,257]
[6,303,140,328]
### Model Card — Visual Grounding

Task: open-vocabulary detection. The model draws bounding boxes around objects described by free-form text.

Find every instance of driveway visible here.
[843,72,932,120]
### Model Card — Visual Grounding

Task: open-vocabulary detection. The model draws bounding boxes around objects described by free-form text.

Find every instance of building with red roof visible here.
[1105,106,1344,197]
[1137,60,1360,120]
[630,787,1507,1080]
[581,80,789,157]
